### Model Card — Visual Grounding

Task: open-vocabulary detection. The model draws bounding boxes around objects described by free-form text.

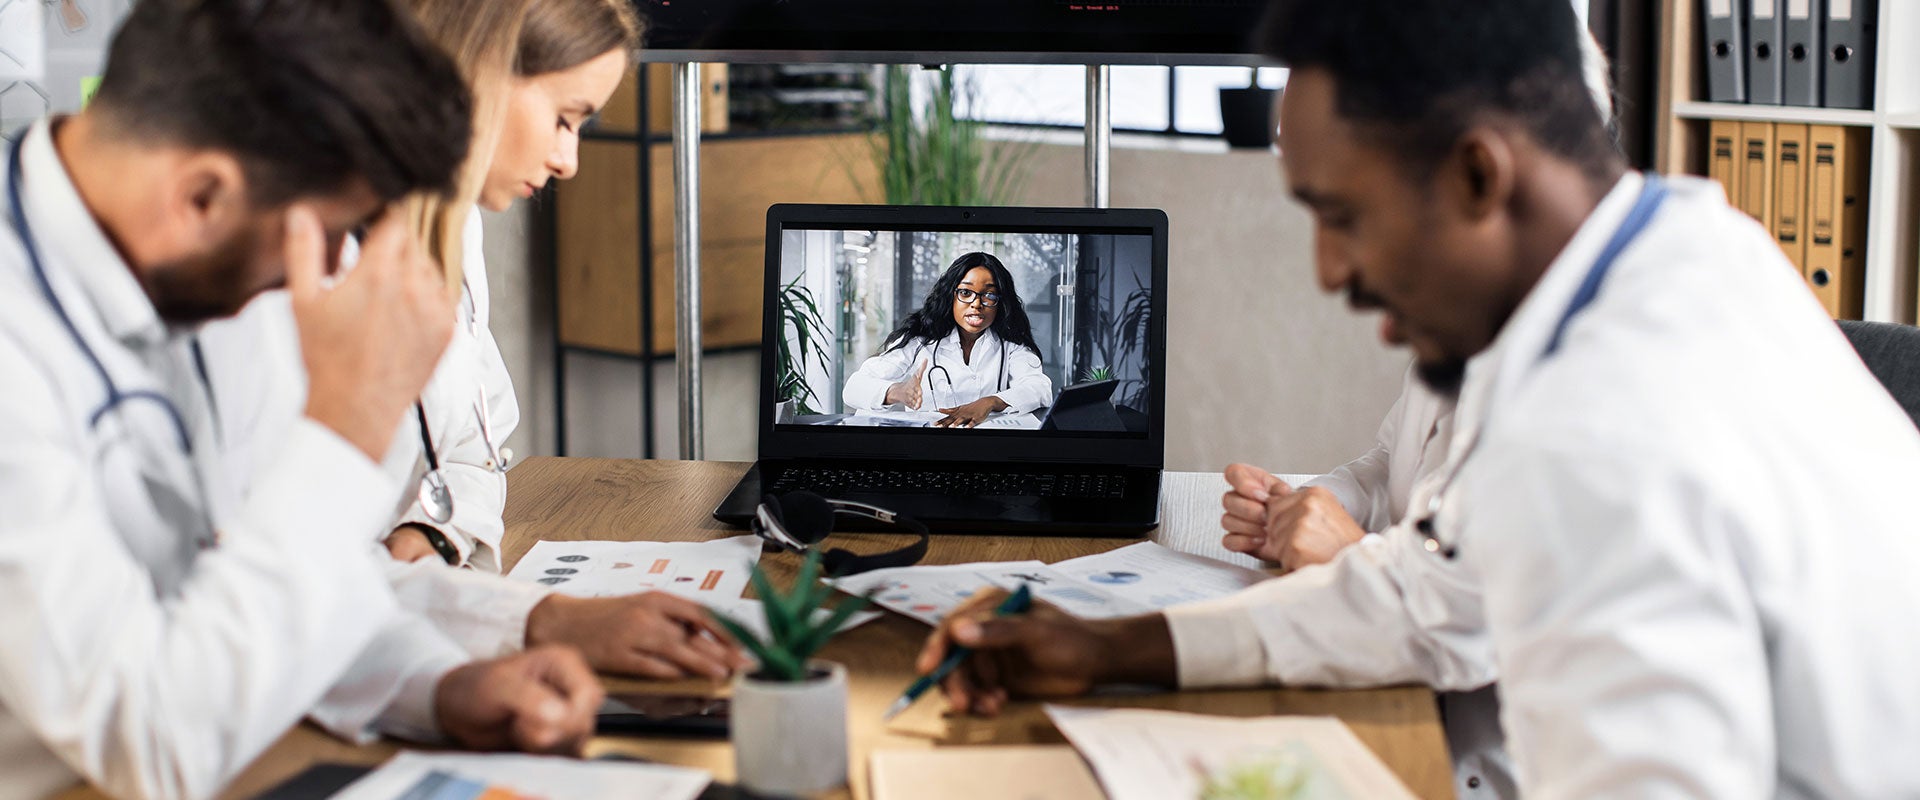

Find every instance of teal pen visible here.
[882,583,1034,721]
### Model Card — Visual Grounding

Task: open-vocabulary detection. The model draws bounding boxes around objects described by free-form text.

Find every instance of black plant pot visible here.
[1218,86,1278,149]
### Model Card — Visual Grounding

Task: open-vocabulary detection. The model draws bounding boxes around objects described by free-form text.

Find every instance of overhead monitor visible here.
[636,0,1273,66]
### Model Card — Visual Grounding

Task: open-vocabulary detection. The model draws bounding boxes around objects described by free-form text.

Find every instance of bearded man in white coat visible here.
[0,2,603,797]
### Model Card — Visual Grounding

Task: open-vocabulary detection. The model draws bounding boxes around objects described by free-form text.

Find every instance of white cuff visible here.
[1163,600,1271,689]
[384,559,552,659]
[309,611,467,745]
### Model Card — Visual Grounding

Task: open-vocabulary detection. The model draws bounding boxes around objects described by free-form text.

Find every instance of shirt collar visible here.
[939,326,1001,357]
[1451,171,1646,440]
[18,118,169,349]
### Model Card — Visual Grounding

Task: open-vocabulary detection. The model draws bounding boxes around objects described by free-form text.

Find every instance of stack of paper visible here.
[330,752,709,800]
[828,542,1269,626]
[1044,706,1416,800]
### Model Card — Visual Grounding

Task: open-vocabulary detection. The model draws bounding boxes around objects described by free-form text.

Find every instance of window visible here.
[954,64,1286,136]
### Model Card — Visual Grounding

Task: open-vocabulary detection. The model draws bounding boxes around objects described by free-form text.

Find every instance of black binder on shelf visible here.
[1822,0,1875,109]
[1703,0,1749,103]
[1783,0,1823,106]
[1746,0,1785,104]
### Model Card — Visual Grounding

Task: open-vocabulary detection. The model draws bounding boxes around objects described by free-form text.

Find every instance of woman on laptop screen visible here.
[843,252,1054,428]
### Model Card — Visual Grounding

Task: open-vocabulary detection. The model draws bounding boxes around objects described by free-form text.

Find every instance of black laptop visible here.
[714,204,1168,535]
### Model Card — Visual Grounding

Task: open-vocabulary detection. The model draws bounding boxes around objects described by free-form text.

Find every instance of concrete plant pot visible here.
[731,660,849,795]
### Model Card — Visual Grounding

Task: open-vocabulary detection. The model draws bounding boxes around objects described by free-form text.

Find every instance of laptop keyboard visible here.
[771,467,1128,499]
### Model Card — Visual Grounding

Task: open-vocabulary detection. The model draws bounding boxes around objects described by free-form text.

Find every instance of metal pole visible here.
[672,62,704,460]
[1085,64,1111,209]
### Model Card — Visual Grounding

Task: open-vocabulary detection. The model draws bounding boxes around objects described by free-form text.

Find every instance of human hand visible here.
[525,592,747,680]
[914,588,1175,716]
[934,396,1008,428]
[1259,486,1366,570]
[433,645,603,756]
[384,524,441,563]
[1220,463,1290,555]
[288,205,457,462]
[1220,465,1365,570]
[884,357,929,410]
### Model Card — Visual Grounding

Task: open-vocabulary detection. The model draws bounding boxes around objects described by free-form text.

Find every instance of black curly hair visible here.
[882,252,1042,360]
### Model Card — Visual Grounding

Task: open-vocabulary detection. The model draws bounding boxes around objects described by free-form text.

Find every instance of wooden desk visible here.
[127,458,1453,800]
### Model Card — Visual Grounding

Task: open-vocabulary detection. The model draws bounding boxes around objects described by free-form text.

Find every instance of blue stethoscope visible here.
[9,132,467,527]
[8,133,201,454]
[1414,174,1670,560]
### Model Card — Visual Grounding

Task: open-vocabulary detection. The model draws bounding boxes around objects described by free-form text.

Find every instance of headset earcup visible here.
[773,491,835,546]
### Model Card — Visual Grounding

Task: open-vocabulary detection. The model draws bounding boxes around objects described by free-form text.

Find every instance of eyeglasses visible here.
[955,288,1001,308]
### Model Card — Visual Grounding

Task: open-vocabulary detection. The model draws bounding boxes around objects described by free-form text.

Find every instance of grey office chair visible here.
[1838,320,1920,432]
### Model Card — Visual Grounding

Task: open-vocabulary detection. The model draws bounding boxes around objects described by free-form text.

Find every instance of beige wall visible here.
[488,135,1412,474]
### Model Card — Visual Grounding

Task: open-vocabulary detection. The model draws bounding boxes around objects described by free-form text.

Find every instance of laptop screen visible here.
[771,222,1157,440]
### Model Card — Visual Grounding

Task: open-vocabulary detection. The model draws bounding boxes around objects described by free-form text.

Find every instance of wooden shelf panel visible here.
[555,134,880,357]
[1671,102,1876,127]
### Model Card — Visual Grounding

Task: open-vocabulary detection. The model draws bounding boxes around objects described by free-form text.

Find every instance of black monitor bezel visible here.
[634,0,1272,66]
[758,203,1169,468]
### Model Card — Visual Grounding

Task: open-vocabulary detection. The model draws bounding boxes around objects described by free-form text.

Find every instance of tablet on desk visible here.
[595,693,730,738]
[1040,379,1124,432]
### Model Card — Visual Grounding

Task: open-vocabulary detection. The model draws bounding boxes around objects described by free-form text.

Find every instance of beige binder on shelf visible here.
[1771,124,1811,275]
[1738,122,1776,224]
[1805,125,1870,319]
[1708,119,1742,205]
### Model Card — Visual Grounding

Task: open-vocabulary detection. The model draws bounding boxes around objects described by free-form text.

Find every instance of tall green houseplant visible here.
[774,275,832,416]
[873,66,1034,206]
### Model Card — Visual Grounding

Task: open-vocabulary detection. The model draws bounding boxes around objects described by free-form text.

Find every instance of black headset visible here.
[751,492,929,576]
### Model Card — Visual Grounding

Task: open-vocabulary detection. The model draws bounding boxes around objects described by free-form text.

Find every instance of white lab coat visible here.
[1166,172,1920,796]
[1295,372,1514,799]
[1304,366,1454,533]
[203,210,549,661]
[387,210,520,572]
[842,328,1052,414]
[0,121,466,800]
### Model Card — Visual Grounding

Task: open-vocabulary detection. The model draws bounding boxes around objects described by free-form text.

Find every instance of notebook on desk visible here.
[869,746,1104,800]
[714,204,1169,535]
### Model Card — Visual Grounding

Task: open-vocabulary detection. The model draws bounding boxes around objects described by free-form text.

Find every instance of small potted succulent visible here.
[709,551,873,796]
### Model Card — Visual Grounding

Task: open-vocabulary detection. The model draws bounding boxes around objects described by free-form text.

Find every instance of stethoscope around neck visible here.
[10,131,225,547]
[1412,174,1669,561]
[9,134,200,454]
[9,131,505,531]
[916,332,1009,411]
[404,251,514,525]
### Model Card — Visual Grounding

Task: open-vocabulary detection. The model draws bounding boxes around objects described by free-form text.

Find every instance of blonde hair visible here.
[400,0,641,290]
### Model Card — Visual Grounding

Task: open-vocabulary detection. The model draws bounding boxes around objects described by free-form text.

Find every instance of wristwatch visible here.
[418,526,461,565]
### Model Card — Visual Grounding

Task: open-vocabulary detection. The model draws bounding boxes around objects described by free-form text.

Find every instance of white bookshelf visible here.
[1656,0,1920,323]
[1672,101,1875,126]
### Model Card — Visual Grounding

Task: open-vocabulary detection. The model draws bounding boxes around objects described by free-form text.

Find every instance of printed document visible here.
[842,409,1042,429]
[829,542,1268,626]
[330,752,709,800]
[1045,706,1416,800]
[508,536,760,601]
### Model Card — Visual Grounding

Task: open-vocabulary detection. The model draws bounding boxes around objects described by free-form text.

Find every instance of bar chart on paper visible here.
[507,537,760,600]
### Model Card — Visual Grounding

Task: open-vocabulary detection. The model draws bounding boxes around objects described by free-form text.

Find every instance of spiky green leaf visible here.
[791,593,875,662]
